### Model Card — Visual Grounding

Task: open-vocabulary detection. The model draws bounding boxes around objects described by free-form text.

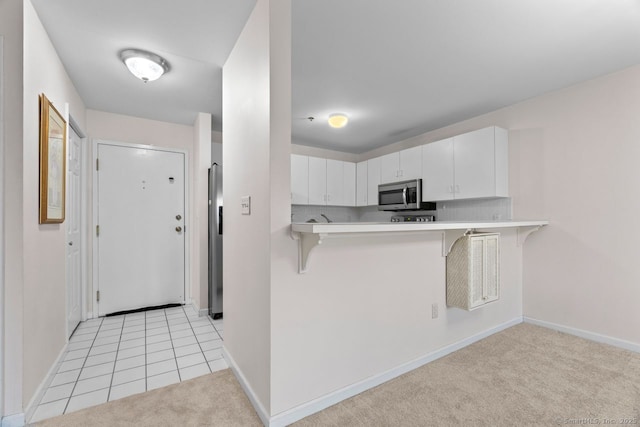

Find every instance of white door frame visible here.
[65,115,86,340]
[0,36,5,417]
[91,139,190,318]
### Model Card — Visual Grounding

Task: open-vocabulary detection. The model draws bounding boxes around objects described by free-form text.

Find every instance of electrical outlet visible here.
[431,303,438,319]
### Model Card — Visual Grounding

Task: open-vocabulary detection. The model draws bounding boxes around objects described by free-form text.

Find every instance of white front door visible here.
[66,128,82,336]
[97,143,186,316]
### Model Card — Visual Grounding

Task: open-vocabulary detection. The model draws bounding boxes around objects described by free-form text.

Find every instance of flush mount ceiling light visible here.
[119,49,170,83]
[328,113,349,129]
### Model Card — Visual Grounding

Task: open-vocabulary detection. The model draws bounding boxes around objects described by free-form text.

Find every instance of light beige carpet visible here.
[34,324,640,427]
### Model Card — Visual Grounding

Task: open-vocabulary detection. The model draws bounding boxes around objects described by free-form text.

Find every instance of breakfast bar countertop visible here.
[290,219,549,273]
[291,219,549,234]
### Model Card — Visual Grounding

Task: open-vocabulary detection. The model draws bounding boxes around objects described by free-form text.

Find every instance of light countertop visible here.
[291,219,549,234]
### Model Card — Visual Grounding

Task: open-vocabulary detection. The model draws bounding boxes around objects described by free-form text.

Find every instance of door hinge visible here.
[96,158,99,171]
[96,290,100,302]
[96,225,100,236]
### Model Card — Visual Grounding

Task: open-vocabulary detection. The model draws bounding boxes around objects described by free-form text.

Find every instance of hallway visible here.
[29,306,226,423]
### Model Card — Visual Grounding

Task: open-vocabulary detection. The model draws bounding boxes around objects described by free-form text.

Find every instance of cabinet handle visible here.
[399,170,403,177]
[448,185,453,193]
[455,185,460,193]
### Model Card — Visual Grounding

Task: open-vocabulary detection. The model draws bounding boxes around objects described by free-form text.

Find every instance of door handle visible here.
[176,215,182,220]
[402,185,408,207]
[175,226,183,232]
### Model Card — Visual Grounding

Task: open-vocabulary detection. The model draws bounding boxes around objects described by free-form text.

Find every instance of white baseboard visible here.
[188,303,209,318]
[1,413,25,427]
[228,316,522,427]
[524,317,640,353]
[24,344,68,424]
[222,347,270,426]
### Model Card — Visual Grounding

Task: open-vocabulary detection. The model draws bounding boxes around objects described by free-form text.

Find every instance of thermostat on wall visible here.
[241,196,251,215]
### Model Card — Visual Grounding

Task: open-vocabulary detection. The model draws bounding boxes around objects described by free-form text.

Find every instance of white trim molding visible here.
[222,347,270,426]
[24,344,67,424]
[227,317,523,427]
[524,317,640,354]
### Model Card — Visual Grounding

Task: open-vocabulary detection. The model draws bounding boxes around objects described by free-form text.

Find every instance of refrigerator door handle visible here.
[218,206,223,235]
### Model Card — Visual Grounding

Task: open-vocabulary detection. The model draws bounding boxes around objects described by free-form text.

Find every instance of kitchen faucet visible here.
[320,214,332,223]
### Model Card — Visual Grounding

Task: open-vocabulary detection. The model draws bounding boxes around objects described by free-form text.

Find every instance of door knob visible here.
[175,226,182,232]
[68,241,73,246]
[176,215,182,220]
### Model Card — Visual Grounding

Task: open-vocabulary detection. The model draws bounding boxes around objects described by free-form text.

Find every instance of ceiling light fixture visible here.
[119,49,170,83]
[328,113,349,129]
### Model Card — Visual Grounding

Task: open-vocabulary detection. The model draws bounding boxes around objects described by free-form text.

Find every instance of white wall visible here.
[193,113,212,310]
[223,0,291,415]
[0,0,24,417]
[21,0,87,408]
[356,65,640,346]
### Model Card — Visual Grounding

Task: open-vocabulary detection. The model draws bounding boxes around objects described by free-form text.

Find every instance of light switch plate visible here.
[241,196,251,215]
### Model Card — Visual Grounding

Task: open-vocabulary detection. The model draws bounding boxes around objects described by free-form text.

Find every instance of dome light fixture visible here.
[328,113,349,129]
[119,48,170,83]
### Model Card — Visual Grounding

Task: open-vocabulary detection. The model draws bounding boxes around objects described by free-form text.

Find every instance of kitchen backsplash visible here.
[292,198,511,223]
[436,198,512,221]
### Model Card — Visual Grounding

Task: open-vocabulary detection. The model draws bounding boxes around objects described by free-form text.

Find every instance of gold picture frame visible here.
[39,93,67,224]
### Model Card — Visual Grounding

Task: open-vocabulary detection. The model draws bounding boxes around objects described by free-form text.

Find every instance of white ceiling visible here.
[32,0,640,153]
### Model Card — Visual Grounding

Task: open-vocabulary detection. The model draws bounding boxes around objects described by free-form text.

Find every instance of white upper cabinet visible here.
[421,126,508,201]
[380,146,423,183]
[343,161,356,207]
[399,146,423,180]
[326,159,345,206]
[454,127,508,199]
[308,156,327,205]
[356,161,368,206]
[290,154,309,205]
[367,157,381,206]
[422,138,454,201]
[301,156,356,206]
[380,152,400,183]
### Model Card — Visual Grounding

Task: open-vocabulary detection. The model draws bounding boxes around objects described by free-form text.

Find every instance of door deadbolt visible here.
[175,226,183,232]
[176,215,182,220]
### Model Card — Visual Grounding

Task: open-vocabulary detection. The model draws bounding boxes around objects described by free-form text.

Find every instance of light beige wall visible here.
[193,113,211,310]
[361,65,640,346]
[222,0,276,414]
[1,0,24,417]
[22,0,87,406]
[85,109,197,312]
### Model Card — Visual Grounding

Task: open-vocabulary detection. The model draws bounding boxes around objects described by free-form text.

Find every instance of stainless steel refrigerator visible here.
[208,163,223,319]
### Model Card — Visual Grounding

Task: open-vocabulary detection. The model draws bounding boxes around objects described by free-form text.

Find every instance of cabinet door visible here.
[484,234,499,303]
[379,152,400,184]
[343,162,356,207]
[326,159,344,206]
[454,127,496,199]
[399,146,422,180]
[356,161,368,206]
[308,156,327,205]
[367,157,381,206]
[290,154,309,205]
[422,138,454,201]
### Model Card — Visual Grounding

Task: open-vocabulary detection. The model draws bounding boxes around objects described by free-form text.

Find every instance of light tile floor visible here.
[29,306,226,423]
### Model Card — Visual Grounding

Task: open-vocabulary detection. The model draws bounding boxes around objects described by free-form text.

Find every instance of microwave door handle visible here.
[402,185,408,207]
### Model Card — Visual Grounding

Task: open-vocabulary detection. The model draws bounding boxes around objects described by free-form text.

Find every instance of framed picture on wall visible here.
[39,93,67,224]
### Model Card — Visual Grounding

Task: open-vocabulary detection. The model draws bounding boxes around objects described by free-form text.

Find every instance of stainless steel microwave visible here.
[378,179,434,211]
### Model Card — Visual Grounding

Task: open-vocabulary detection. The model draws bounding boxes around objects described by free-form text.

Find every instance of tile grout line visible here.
[183,306,212,374]
[62,316,105,415]
[105,314,128,402]
[144,311,148,392]
[164,308,182,383]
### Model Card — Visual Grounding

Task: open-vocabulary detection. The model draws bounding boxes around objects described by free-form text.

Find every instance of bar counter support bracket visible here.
[517,225,543,246]
[442,229,474,257]
[290,231,328,274]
